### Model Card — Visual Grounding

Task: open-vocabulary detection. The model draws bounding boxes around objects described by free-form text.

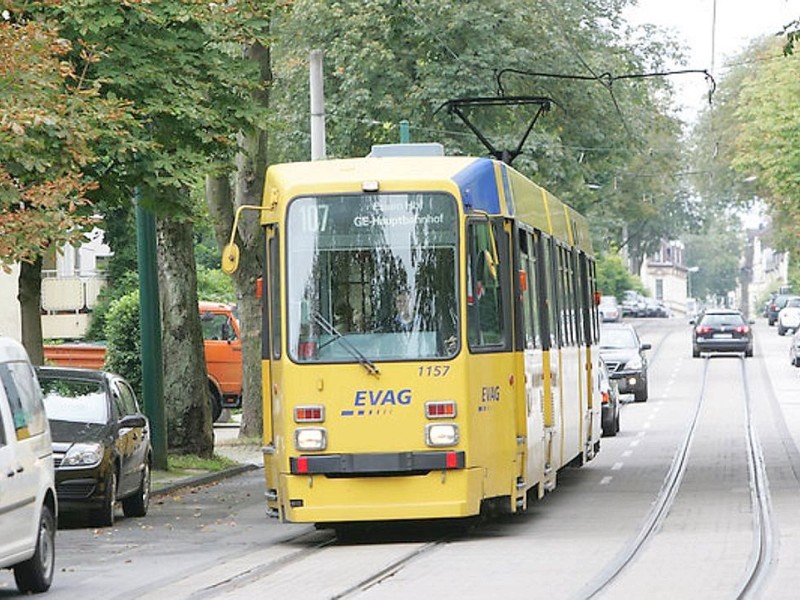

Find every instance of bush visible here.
[104,290,142,398]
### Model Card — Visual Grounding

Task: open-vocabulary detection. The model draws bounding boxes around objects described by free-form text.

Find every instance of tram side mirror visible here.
[221,242,240,274]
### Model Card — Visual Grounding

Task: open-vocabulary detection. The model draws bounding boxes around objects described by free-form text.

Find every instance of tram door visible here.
[465,217,517,501]
[263,226,281,503]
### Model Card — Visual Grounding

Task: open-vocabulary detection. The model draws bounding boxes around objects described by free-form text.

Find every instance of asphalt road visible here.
[3,317,800,599]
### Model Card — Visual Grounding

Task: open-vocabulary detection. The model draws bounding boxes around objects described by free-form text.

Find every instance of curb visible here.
[152,463,260,498]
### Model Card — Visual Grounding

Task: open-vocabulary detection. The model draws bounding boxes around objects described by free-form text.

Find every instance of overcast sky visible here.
[625,0,800,116]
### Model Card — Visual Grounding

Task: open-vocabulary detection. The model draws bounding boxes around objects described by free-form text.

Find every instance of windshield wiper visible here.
[312,311,380,377]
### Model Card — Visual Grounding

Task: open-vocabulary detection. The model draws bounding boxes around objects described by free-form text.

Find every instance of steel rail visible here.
[579,355,710,598]
[734,358,775,598]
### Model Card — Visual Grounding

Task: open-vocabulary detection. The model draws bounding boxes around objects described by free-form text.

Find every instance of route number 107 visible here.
[299,205,329,233]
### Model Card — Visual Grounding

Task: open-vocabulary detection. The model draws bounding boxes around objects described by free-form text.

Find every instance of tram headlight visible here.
[294,427,327,451]
[425,423,459,447]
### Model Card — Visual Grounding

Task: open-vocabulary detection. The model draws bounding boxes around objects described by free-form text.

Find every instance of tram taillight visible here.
[294,405,325,422]
[425,401,457,418]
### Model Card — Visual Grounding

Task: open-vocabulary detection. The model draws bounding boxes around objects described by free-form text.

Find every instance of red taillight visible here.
[735,326,750,334]
[294,405,324,423]
[696,326,712,334]
[601,391,610,405]
[426,401,457,419]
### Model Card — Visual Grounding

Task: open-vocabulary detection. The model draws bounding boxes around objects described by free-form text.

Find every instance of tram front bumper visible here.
[275,467,484,523]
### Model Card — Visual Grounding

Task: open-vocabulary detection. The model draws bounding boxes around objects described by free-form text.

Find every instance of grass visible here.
[167,453,237,473]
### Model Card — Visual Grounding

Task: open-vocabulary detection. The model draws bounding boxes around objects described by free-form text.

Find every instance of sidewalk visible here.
[151,420,263,496]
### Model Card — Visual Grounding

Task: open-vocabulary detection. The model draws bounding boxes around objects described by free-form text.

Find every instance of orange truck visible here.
[43,301,242,421]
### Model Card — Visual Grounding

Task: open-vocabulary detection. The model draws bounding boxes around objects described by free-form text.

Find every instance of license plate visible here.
[714,333,732,339]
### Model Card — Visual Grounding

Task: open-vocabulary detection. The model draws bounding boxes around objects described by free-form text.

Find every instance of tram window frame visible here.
[466,217,511,353]
[557,246,572,346]
[538,234,560,350]
[588,257,599,344]
[517,226,541,350]
[268,227,281,360]
[569,248,585,346]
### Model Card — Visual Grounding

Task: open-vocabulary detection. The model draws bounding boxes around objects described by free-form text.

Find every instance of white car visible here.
[777,296,800,336]
[0,337,57,594]
[598,296,621,322]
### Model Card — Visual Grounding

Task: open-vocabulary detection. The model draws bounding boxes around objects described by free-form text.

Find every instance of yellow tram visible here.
[223,143,602,524]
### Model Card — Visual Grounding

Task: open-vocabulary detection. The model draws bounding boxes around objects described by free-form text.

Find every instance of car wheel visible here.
[13,504,55,594]
[122,459,151,518]
[93,471,117,527]
[615,409,621,434]
[778,325,786,336]
[602,414,616,437]
[634,385,648,403]
[745,347,753,358]
[209,383,223,422]
[692,346,700,358]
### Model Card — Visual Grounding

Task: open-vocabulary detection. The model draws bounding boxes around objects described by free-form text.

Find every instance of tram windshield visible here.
[286,192,459,363]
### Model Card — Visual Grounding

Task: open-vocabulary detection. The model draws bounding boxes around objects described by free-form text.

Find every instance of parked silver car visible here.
[0,337,57,594]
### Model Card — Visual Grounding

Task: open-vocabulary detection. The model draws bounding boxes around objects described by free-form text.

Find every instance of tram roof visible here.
[263,155,592,253]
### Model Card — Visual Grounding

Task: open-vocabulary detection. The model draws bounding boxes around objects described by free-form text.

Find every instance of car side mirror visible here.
[120,414,146,428]
[688,319,695,325]
[749,320,755,325]
[641,343,652,351]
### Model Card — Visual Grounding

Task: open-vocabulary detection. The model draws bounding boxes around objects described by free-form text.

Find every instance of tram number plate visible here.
[714,333,732,339]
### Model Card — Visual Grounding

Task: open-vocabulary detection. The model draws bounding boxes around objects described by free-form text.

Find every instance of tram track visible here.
[580,353,775,599]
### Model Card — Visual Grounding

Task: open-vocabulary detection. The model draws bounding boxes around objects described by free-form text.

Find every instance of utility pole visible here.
[309,50,326,160]
[135,190,167,470]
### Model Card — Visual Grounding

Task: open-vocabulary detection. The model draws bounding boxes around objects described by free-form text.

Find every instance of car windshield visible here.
[701,314,745,327]
[785,298,800,309]
[40,378,107,424]
[600,328,638,349]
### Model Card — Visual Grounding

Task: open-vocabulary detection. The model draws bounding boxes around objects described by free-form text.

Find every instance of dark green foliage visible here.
[104,291,142,398]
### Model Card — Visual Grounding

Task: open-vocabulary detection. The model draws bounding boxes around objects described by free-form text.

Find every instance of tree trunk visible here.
[156,216,214,457]
[18,257,44,365]
[206,40,272,440]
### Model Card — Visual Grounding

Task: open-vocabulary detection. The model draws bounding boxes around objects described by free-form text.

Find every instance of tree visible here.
[32,0,273,456]
[269,0,689,266]
[0,19,134,362]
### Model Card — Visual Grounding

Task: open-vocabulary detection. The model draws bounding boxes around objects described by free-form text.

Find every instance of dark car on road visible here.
[598,358,620,436]
[691,309,753,357]
[766,293,793,326]
[37,367,152,527]
[599,323,651,403]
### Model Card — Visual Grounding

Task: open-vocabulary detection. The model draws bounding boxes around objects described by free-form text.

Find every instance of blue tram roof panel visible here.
[451,158,502,214]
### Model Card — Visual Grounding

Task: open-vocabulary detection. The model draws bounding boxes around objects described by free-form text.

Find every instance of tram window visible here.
[286,193,459,362]
[541,237,560,348]
[570,250,583,346]
[519,230,540,349]
[467,219,509,352]
[269,230,281,360]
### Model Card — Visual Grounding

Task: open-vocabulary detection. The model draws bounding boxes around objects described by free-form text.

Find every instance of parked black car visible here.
[599,323,651,403]
[598,358,620,436]
[691,309,753,357]
[37,367,152,527]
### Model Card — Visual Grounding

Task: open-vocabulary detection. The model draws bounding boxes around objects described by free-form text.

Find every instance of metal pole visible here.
[135,189,167,470]
[399,120,410,143]
[309,50,326,160]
